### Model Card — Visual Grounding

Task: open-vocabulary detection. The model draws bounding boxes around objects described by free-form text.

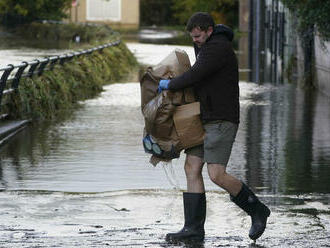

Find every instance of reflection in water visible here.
[244,84,330,194]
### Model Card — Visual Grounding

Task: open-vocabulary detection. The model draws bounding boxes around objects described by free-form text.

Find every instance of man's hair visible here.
[186,12,215,32]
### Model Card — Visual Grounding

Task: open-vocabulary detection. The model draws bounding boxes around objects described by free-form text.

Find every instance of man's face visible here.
[190,26,213,47]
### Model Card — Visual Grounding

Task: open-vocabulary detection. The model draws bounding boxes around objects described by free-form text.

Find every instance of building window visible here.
[86,0,121,22]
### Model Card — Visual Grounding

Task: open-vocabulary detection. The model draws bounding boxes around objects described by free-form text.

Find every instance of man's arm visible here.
[168,42,229,90]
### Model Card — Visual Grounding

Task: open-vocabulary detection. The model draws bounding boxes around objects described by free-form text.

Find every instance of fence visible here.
[247,0,286,84]
[0,40,121,119]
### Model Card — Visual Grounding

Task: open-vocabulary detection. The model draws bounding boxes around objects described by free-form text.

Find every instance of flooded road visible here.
[0,35,330,247]
[0,32,70,67]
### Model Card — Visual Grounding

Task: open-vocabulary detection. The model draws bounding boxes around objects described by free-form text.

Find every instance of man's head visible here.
[186,12,215,47]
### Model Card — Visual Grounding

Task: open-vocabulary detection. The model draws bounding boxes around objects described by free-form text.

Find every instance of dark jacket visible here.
[168,24,240,124]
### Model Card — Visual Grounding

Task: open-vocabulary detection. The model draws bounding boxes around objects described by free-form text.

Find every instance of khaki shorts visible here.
[185,120,238,166]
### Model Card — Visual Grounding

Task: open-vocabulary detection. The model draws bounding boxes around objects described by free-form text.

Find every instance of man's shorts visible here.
[185,120,238,166]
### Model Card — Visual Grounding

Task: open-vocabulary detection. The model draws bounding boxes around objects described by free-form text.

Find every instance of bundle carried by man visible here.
[140,49,204,166]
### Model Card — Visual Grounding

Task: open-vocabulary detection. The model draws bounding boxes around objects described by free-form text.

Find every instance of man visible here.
[158,12,271,243]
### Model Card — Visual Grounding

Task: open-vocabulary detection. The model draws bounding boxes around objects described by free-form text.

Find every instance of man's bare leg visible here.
[207,163,242,196]
[207,163,270,241]
[184,154,205,193]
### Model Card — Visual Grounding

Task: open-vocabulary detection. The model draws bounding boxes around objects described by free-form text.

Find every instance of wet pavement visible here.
[0,190,329,247]
[0,34,330,247]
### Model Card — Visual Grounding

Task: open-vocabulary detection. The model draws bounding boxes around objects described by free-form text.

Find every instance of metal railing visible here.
[0,39,121,119]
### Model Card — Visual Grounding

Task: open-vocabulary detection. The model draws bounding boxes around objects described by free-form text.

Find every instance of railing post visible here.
[0,64,14,109]
[37,58,50,76]
[27,59,40,78]
[49,56,60,70]
[11,62,29,89]
[59,54,67,65]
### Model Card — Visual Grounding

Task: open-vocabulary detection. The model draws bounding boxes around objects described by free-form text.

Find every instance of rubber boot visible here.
[230,183,270,241]
[166,192,206,243]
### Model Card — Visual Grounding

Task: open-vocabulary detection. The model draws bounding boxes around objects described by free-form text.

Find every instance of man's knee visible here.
[184,155,203,177]
[207,164,226,186]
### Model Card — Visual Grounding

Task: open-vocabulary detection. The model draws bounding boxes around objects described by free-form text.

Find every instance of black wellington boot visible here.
[166,192,206,243]
[230,183,271,241]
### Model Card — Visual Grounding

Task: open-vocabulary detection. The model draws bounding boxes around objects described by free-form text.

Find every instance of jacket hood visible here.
[212,24,234,42]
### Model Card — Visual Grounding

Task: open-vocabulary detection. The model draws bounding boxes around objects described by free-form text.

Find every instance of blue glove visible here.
[158,79,170,93]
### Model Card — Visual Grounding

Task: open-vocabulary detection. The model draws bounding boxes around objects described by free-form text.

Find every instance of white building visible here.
[69,0,140,29]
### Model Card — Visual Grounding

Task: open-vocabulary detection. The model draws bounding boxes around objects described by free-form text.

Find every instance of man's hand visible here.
[158,79,170,93]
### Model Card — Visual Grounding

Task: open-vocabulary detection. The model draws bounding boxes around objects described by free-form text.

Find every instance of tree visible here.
[172,0,239,29]
[140,0,238,29]
[140,0,177,26]
[0,0,71,25]
[281,0,330,41]
[281,0,330,87]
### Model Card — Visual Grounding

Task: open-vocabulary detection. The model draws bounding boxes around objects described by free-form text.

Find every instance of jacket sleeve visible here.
[168,41,229,90]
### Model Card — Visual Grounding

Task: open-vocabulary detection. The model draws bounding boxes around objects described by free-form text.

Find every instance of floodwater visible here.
[0,30,330,247]
[0,30,71,67]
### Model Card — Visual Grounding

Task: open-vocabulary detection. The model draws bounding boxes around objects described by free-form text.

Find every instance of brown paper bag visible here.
[152,48,191,78]
[140,49,204,165]
[173,102,205,149]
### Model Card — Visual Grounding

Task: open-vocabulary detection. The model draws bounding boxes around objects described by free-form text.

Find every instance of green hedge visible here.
[282,0,330,41]
[15,22,117,44]
[5,42,138,120]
